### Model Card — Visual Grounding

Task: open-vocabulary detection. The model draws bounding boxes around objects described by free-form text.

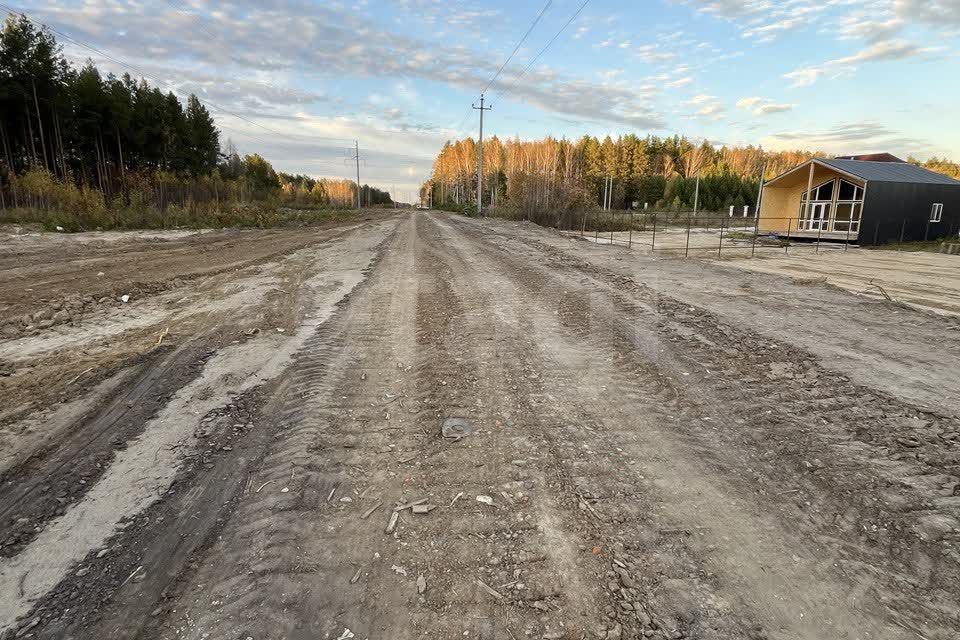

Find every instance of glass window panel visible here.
[838,180,856,200]
[814,180,834,201]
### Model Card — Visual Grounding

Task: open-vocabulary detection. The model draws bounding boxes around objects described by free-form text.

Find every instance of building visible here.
[757,156,960,245]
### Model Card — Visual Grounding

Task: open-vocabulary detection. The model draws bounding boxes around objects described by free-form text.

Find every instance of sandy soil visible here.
[721,249,960,316]
[0,211,958,640]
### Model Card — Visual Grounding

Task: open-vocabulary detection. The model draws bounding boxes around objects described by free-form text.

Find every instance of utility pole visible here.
[472,94,492,215]
[693,173,701,216]
[354,140,362,209]
[754,160,768,218]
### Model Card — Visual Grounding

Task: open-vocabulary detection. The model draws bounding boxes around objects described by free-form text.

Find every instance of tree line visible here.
[0,13,387,226]
[425,134,960,215]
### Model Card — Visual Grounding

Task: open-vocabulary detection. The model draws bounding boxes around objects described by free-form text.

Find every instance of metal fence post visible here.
[785,217,791,254]
[610,211,615,245]
[628,212,633,248]
[816,221,822,253]
[685,213,691,257]
[651,213,657,251]
[751,213,759,258]
[924,218,931,241]
[898,218,906,250]
[873,221,879,246]
[845,219,851,250]
[718,216,725,257]
[581,210,586,236]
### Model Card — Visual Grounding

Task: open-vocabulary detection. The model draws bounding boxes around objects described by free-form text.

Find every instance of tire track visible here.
[436,212,951,639]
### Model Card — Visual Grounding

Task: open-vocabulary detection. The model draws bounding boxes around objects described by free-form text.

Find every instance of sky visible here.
[14,0,960,199]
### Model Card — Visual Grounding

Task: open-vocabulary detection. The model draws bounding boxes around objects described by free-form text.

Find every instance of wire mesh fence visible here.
[542,209,960,258]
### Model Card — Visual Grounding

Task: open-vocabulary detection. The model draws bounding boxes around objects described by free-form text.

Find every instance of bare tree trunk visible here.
[55,111,68,179]
[24,103,38,167]
[94,135,105,193]
[99,132,111,200]
[115,126,125,179]
[32,80,50,171]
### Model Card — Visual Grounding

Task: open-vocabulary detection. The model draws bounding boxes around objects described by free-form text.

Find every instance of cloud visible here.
[634,44,676,63]
[831,39,925,65]
[783,39,926,86]
[665,76,693,88]
[894,0,960,28]
[697,103,724,117]
[684,0,830,41]
[838,14,904,42]
[762,121,939,157]
[31,0,668,151]
[685,94,724,119]
[735,96,794,115]
[754,102,794,115]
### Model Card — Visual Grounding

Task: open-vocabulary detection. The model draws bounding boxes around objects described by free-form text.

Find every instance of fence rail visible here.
[538,209,960,258]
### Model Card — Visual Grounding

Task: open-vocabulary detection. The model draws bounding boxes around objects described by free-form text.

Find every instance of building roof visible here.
[834,153,904,163]
[816,158,960,185]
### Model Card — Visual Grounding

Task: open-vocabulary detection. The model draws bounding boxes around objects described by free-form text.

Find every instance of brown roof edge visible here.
[833,152,905,163]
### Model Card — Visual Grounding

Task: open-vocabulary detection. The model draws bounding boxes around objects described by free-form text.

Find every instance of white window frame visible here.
[931,203,943,223]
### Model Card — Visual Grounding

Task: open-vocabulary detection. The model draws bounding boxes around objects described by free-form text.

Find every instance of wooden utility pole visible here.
[472,94,492,215]
[755,160,767,218]
[355,140,362,209]
[693,173,701,216]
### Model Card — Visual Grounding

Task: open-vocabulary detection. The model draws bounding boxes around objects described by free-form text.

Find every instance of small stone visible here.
[417,574,427,594]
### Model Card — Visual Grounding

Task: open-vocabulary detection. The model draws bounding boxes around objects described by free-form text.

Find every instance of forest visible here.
[0,13,388,229]
[425,135,960,216]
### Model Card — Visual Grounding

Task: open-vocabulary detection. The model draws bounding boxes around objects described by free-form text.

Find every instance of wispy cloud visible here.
[784,39,928,87]
[736,96,794,115]
[763,121,938,156]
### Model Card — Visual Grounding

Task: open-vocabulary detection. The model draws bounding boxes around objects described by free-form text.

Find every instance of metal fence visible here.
[548,210,960,258]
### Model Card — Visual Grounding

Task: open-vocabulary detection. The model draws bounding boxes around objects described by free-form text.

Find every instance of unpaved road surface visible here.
[1,211,958,640]
[721,248,960,317]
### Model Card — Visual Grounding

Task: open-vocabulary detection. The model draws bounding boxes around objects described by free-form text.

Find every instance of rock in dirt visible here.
[442,417,474,440]
[412,503,436,514]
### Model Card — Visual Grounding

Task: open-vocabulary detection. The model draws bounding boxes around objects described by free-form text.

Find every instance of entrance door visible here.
[809,203,830,231]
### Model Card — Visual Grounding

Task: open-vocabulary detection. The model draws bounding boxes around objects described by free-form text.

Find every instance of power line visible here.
[481,0,553,94]
[493,0,591,103]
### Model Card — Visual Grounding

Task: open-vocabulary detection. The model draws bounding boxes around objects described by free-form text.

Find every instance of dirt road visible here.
[1,212,958,640]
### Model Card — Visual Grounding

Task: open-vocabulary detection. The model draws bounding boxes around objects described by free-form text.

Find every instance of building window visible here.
[931,203,943,222]
[801,179,835,203]
[838,179,864,201]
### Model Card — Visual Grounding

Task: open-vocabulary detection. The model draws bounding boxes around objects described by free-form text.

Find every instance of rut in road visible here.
[437,213,960,639]
[152,213,620,640]
[20,211,956,640]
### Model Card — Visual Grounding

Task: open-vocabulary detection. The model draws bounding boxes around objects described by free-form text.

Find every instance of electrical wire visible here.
[493,0,591,104]
[481,0,553,94]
